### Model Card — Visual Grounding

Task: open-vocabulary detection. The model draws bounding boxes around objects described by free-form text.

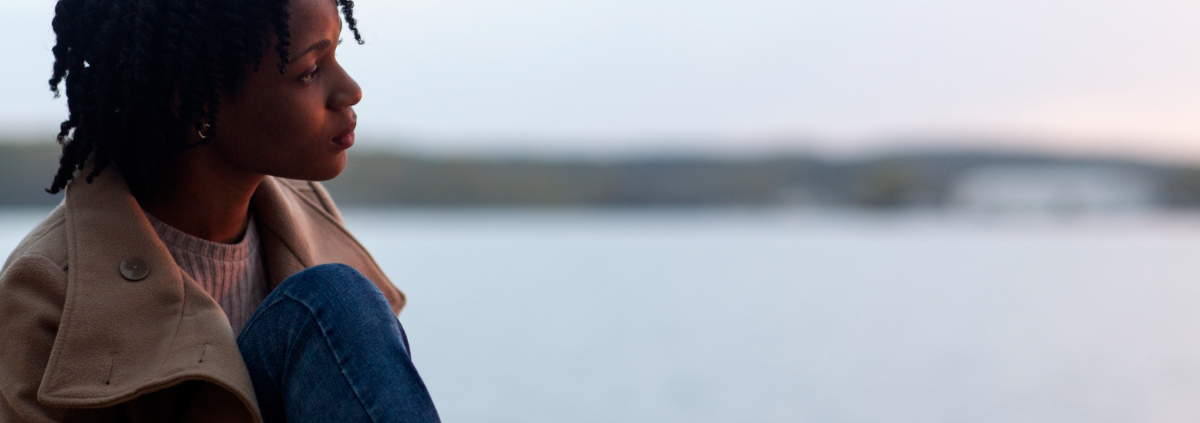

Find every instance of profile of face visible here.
[211,0,362,182]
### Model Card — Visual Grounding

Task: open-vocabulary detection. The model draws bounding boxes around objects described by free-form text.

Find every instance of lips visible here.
[332,121,356,148]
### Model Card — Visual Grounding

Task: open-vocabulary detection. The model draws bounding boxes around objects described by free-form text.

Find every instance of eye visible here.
[299,64,320,85]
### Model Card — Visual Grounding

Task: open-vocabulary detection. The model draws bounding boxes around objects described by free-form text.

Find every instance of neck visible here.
[137,147,264,244]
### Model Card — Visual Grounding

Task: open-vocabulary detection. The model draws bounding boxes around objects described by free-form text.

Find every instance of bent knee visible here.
[278,263,385,307]
[293,263,364,284]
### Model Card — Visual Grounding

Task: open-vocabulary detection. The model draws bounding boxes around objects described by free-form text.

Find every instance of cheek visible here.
[244,83,319,135]
[252,99,320,143]
[216,87,344,179]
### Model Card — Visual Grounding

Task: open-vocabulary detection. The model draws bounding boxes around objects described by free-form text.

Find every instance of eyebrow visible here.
[296,39,334,58]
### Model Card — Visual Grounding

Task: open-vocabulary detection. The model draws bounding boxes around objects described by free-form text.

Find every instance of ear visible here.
[169,87,215,145]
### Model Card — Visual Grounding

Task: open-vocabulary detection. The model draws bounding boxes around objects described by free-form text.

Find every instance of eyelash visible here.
[300,65,319,84]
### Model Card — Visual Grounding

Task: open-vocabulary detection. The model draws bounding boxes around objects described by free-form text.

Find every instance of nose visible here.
[328,63,363,110]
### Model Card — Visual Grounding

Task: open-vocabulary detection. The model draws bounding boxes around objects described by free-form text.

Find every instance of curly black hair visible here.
[45,0,364,194]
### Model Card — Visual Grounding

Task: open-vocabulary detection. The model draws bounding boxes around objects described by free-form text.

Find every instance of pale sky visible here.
[2,0,1199,160]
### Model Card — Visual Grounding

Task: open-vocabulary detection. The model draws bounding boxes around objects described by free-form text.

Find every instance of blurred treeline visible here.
[6,141,1200,208]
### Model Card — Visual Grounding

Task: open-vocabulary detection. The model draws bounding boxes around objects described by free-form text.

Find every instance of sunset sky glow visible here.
[2,0,1199,160]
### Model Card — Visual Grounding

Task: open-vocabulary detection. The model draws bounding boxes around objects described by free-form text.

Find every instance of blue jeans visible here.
[237,264,440,423]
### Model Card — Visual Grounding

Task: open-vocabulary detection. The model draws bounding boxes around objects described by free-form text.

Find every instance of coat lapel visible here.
[37,169,258,416]
[251,177,316,289]
[252,177,405,312]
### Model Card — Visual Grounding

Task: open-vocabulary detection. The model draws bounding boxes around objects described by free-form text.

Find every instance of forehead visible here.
[287,0,341,41]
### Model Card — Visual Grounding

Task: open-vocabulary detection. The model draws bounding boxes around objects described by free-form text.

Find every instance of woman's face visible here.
[212,0,361,181]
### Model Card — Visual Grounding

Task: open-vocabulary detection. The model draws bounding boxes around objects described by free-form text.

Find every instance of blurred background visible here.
[4,0,1200,421]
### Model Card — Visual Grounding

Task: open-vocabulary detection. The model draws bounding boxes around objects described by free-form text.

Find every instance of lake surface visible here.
[5,207,1200,422]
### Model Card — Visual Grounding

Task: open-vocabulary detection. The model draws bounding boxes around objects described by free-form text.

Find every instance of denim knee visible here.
[238,263,421,423]
[269,263,402,347]
[239,265,434,423]
[274,263,391,315]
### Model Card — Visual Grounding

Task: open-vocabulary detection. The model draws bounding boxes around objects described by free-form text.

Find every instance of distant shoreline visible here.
[4,143,1200,210]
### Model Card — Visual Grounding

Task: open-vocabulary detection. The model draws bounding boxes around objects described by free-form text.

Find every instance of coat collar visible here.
[35,167,400,417]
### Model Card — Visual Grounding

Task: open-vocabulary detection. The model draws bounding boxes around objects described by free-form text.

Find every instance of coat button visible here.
[120,258,150,281]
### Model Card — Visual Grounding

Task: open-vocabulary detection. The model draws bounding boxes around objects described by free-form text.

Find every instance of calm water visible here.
[5,207,1200,422]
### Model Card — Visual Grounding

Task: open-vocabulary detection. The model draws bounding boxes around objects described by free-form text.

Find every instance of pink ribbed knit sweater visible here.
[144,212,269,333]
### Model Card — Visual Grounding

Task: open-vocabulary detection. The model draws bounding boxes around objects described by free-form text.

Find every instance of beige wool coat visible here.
[0,169,405,423]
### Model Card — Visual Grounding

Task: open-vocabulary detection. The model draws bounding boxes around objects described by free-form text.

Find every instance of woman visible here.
[0,0,440,421]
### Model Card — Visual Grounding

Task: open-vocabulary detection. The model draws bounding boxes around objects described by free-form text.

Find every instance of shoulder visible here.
[0,204,70,348]
[3,205,69,274]
[0,214,69,318]
[0,203,69,337]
